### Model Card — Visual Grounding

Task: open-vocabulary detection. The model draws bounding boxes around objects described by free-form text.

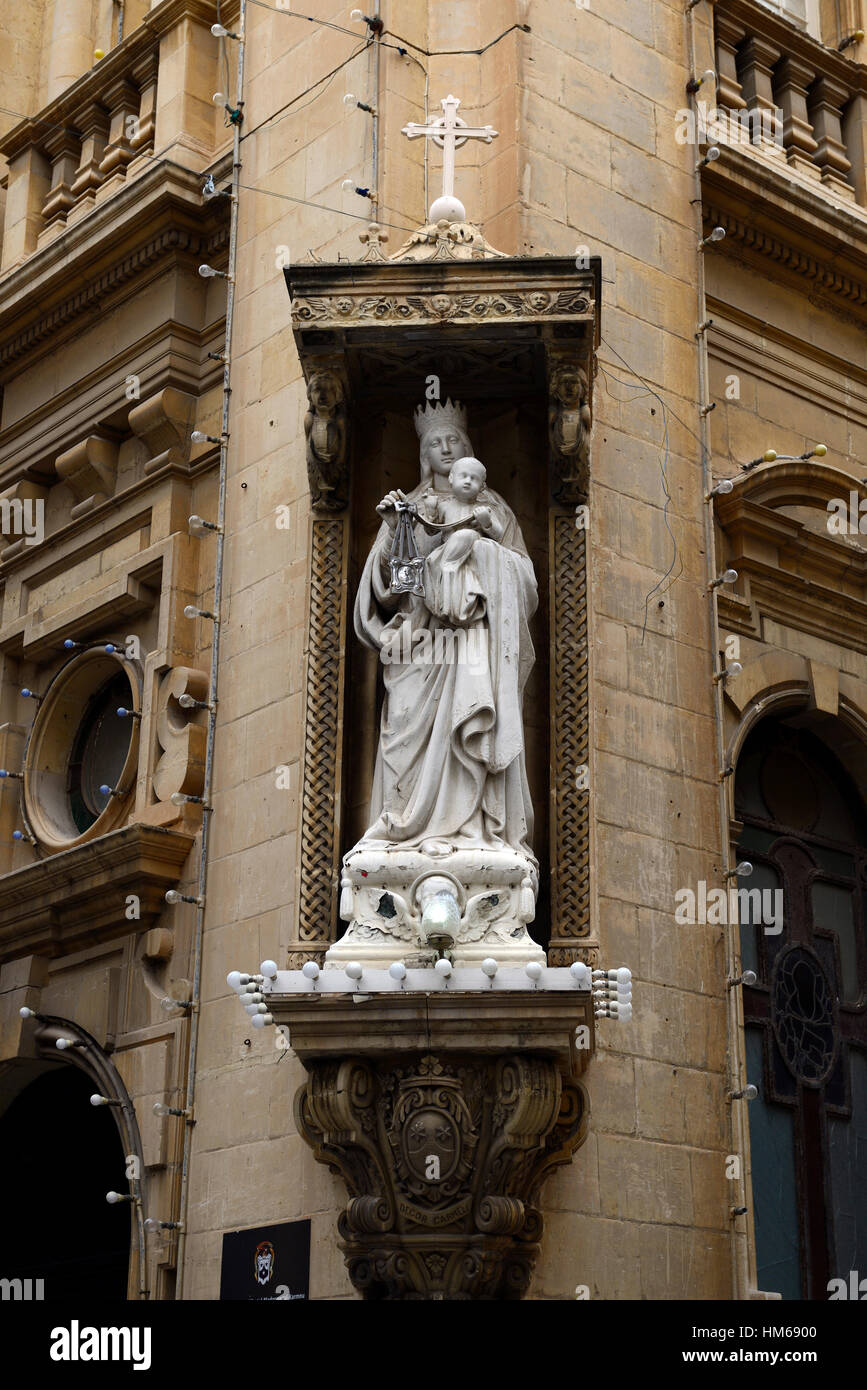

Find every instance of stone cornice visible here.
[0,160,228,368]
[703,150,867,312]
[715,463,867,650]
[285,256,600,345]
[0,824,196,963]
[0,0,220,162]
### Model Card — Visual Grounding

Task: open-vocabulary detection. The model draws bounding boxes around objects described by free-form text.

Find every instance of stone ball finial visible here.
[429,194,466,224]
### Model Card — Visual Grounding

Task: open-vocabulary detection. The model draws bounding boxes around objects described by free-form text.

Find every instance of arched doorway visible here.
[735,713,867,1299]
[0,1064,131,1299]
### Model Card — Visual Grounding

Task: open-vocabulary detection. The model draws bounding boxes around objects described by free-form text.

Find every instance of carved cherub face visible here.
[448,457,486,501]
[552,368,586,408]
[422,428,472,478]
[309,373,341,411]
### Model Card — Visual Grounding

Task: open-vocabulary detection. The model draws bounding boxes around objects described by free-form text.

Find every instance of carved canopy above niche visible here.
[285,251,600,406]
[284,242,602,969]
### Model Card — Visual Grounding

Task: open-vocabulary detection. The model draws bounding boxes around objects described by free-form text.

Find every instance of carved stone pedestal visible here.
[277,990,591,1300]
[330,844,544,967]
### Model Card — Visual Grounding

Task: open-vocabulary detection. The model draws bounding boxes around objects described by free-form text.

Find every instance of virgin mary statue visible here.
[352,398,538,857]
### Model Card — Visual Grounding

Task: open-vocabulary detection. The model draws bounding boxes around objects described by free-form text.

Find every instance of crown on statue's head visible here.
[414,397,469,442]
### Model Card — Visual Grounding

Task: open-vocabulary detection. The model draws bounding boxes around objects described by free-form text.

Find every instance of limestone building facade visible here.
[0,0,865,1302]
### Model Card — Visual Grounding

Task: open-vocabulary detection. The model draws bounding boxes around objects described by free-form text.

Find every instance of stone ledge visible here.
[262,983,595,1078]
[0,823,196,963]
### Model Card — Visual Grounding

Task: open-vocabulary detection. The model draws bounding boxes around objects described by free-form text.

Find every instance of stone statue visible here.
[304,370,347,510]
[549,362,592,503]
[326,398,543,967]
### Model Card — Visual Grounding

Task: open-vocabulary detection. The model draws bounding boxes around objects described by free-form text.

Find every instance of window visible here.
[756,0,821,37]
[22,647,141,851]
[735,715,867,1299]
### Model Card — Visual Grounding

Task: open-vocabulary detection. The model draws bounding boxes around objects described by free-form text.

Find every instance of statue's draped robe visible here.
[354,484,537,855]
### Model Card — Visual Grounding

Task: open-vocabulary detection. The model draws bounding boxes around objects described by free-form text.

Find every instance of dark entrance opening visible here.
[0,1064,131,1300]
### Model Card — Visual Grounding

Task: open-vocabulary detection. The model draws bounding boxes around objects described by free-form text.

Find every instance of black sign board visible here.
[219,1219,311,1301]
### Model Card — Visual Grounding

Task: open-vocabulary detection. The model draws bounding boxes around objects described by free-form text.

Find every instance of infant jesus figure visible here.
[423,456,506,543]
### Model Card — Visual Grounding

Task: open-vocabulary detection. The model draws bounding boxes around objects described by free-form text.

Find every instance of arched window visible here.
[735,714,867,1299]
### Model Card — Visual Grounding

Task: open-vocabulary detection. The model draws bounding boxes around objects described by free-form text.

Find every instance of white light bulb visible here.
[570,962,591,988]
[260,960,278,979]
[737,861,753,877]
[388,961,407,981]
[742,970,757,987]
[251,1013,273,1029]
[19,1006,36,1019]
[705,145,720,162]
[616,968,632,984]
[301,961,320,980]
[722,569,738,583]
[434,958,452,977]
[343,93,357,107]
[90,1094,107,1107]
[743,1084,758,1100]
[481,958,498,978]
[716,479,733,494]
[106,1191,122,1204]
[56,1038,73,1050]
[345,961,363,980]
[227,971,242,991]
[198,265,218,279]
[244,1003,259,1015]
[211,23,229,37]
[170,792,187,806]
[165,890,182,905]
[525,962,543,982]
[727,662,742,676]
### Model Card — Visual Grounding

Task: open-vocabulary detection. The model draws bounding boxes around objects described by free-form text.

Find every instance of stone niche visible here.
[278,221,602,1300]
[284,225,601,971]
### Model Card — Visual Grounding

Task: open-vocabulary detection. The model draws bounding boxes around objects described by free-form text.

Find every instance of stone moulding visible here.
[0,824,195,963]
[280,991,592,1300]
[285,252,600,967]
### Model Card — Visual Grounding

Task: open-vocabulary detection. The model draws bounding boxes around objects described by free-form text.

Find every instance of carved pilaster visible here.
[295,1050,588,1300]
[548,513,591,964]
[294,513,349,964]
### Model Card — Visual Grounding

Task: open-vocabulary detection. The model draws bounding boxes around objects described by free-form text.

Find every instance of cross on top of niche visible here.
[402,95,498,225]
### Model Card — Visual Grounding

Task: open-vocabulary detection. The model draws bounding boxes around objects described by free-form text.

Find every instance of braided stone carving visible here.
[548,514,591,963]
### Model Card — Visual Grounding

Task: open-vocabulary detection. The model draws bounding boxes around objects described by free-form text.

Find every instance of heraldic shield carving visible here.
[295,1052,588,1300]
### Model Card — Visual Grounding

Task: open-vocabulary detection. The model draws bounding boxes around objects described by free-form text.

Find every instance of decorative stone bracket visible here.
[270,982,592,1299]
[55,433,119,518]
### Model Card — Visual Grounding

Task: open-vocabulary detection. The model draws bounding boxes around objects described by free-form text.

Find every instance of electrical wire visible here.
[597,343,682,634]
[237,181,417,234]
[383,21,531,57]
[239,43,368,142]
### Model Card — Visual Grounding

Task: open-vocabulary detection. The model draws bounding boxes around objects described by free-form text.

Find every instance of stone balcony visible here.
[0,0,232,275]
[707,0,867,207]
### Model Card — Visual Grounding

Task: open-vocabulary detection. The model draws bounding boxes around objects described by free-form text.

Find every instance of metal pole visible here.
[174,0,245,1301]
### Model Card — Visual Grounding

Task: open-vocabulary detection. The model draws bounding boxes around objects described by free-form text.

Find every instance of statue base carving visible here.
[328,845,544,968]
[266,982,593,1299]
